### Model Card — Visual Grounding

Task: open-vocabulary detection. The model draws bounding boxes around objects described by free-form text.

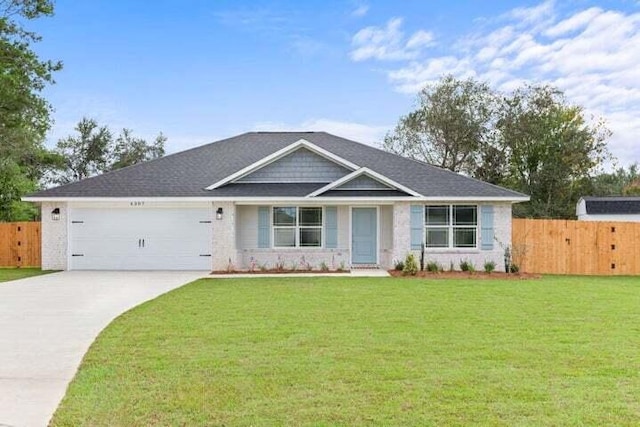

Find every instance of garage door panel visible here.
[69,208,213,270]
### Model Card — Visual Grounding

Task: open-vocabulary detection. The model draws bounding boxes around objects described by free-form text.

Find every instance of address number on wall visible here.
[130,201,145,207]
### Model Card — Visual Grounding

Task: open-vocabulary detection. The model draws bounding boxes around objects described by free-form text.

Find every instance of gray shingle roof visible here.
[27,131,527,199]
[583,196,640,214]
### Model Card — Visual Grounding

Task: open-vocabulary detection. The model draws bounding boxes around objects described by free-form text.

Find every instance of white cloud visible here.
[352,2,640,166]
[351,3,369,17]
[253,119,390,147]
[350,18,435,61]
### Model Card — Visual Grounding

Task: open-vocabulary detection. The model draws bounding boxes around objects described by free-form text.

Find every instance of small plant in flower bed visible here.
[319,261,329,272]
[509,264,520,273]
[484,261,496,273]
[426,261,441,272]
[394,260,405,271]
[402,253,419,276]
[459,260,475,272]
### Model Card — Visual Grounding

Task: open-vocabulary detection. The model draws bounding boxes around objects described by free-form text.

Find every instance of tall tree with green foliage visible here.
[498,85,611,218]
[384,76,612,219]
[0,0,62,220]
[51,118,167,185]
[383,75,496,176]
[586,164,639,196]
[111,129,166,170]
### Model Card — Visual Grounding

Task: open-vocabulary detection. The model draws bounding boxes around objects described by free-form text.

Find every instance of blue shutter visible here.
[410,205,423,250]
[258,206,270,248]
[480,205,494,250]
[325,206,338,249]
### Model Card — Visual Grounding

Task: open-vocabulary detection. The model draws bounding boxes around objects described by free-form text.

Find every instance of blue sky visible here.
[31,0,640,166]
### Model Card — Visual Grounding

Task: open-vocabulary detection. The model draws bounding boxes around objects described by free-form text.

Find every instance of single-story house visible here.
[576,196,640,222]
[24,132,528,271]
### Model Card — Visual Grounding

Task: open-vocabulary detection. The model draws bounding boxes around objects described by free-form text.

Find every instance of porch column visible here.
[41,201,68,270]
[392,202,412,264]
[212,201,237,271]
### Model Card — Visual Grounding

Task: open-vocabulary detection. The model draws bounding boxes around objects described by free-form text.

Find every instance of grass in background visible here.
[52,276,640,426]
[0,268,52,283]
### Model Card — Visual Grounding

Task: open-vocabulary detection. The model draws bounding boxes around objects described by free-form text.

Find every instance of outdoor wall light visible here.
[216,207,223,220]
[51,208,61,221]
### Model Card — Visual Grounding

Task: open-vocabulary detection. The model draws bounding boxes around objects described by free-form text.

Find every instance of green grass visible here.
[52,276,640,426]
[0,268,51,282]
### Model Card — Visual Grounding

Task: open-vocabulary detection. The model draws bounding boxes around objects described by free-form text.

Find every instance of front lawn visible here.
[0,268,51,283]
[52,276,640,426]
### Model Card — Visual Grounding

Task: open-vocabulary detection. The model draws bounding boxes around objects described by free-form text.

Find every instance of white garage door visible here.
[69,208,213,270]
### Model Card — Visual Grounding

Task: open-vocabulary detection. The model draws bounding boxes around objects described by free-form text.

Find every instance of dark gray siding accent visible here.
[236,147,351,183]
[335,174,392,190]
[319,190,410,197]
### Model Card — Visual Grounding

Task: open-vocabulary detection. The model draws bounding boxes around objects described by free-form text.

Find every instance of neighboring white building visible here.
[576,196,640,222]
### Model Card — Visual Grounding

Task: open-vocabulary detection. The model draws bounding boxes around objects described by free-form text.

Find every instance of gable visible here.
[235,147,351,183]
[334,174,393,190]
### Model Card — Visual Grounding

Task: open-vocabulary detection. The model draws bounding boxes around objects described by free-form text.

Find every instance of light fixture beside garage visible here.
[51,208,61,221]
[216,207,223,220]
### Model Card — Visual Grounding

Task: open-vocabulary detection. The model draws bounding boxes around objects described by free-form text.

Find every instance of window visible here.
[273,207,322,247]
[425,205,477,248]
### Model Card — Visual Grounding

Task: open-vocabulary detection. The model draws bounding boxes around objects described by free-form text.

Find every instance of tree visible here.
[383,75,496,176]
[52,118,113,184]
[623,178,640,196]
[384,77,613,219]
[498,85,611,218]
[0,0,62,220]
[111,129,166,170]
[51,118,167,184]
[584,164,639,196]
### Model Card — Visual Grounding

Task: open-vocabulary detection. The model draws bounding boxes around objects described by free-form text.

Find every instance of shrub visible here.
[484,260,496,273]
[509,264,520,273]
[394,260,405,271]
[319,261,329,272]
[402,253,419,276]
[426,261,441,272]
[460,260,475,272]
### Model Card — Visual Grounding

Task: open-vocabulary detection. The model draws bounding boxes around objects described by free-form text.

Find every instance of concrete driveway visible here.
[0,271,205,427]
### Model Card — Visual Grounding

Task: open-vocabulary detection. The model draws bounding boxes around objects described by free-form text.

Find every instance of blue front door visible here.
[352,208,377,264]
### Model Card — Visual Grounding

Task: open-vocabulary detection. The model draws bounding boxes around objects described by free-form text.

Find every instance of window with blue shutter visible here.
[410,205,423,250]
[325,206,338,248]
[480,205,494,250]
[257,206,270,248]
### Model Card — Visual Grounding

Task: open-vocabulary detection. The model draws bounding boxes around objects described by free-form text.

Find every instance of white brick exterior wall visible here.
[41,201,68,270]
[38,200,514,272]
[405,203,512,272]
[212,201,237,270]
[391,202,411,267]
[237,250,350,272]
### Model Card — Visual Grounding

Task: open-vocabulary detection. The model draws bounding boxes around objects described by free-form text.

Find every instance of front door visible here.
[352,207,377,264]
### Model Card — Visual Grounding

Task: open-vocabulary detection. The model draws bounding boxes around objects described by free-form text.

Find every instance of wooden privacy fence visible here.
[0,222,41,268]
[512,218,640,275]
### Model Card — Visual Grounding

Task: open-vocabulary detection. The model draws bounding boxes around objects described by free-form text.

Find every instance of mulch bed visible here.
[387,270,541,280]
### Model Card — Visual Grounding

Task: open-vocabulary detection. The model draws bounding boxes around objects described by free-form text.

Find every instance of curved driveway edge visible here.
[0,271,204,427]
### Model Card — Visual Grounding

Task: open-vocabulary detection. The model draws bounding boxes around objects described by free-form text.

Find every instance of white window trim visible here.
[272,206,324,249]
[424,204,479,250]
